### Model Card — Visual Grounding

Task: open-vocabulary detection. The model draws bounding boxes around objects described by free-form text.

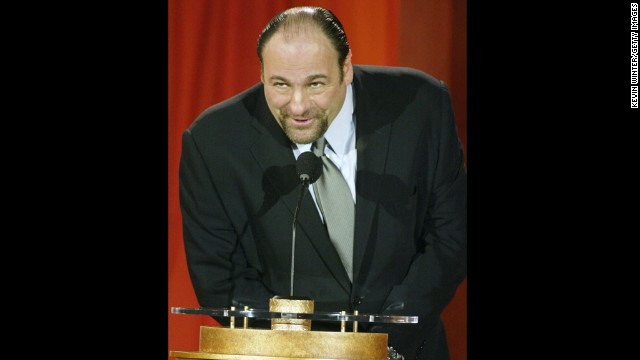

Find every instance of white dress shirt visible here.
[292,84,357,222]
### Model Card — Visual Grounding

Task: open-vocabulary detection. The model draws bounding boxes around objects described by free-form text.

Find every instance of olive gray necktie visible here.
[312,137,355,282]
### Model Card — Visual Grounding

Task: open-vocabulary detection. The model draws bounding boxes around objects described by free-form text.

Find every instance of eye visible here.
[309,82,324,89]
[273,82,288,89]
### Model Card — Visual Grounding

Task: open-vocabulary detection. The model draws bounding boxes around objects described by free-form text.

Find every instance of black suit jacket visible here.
[179,65,467,360]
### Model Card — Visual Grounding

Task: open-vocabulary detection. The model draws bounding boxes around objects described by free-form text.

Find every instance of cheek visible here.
[311,89,338,111]
[265,89,289,109]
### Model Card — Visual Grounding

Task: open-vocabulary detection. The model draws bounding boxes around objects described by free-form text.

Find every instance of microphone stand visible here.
[291,176,310,296]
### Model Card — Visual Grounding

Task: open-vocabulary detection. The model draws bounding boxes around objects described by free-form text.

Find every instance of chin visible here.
[285,130,318,145]
[288,135,314,145]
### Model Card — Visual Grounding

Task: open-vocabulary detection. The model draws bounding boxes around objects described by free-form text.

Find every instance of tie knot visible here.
[312,137,326,157]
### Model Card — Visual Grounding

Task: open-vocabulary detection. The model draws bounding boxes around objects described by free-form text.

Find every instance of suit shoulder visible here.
[186,83,263,135]
[352,65,451,112]
[353,65,447,93]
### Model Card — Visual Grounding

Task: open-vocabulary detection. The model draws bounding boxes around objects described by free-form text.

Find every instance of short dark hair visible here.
[257,6,350,79]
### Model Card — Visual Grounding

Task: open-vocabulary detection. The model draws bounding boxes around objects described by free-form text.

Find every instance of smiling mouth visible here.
[291,117,313,125]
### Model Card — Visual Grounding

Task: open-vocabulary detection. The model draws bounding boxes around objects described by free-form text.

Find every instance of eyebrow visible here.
[268,74,329,82]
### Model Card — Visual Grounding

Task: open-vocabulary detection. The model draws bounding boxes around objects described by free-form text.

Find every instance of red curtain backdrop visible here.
[169,1,466,359]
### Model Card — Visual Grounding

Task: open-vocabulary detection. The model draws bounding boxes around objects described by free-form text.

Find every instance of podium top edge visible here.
[170,307,418,324]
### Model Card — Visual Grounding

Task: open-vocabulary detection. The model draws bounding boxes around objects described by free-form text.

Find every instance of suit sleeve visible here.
[179,128,274,324]
[369,81,467,357]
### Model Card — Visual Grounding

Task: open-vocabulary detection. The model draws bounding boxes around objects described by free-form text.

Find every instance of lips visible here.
[291,117,313,126]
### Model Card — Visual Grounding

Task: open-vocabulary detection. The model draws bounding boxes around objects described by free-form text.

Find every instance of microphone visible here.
[290,151,322,296]
[296,151,322,186]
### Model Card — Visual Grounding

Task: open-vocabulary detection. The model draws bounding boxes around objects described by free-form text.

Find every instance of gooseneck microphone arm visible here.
[291,152,322,296]
[291,177,310,296]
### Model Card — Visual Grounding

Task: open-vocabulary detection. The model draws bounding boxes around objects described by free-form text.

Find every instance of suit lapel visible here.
[249,89,352,294]
[352,67,392,285]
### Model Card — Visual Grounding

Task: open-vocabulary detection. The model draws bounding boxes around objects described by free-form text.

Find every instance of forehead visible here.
[262,27,338,68]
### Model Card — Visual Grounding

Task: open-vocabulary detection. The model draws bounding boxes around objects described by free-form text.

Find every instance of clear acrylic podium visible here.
[170,297,418,360]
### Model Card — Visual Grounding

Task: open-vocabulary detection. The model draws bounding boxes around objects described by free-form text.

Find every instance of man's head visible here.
[257,6,353,144]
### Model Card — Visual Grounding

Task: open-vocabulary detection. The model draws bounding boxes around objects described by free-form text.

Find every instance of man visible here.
[179,6,466,360]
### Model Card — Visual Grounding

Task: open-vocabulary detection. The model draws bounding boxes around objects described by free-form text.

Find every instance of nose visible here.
[287,88,309,116]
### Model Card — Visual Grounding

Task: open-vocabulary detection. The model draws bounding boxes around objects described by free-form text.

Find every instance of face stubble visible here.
[276,107,330,145]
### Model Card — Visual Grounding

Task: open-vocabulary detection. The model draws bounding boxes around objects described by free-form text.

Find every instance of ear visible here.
[343,50,353,84]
